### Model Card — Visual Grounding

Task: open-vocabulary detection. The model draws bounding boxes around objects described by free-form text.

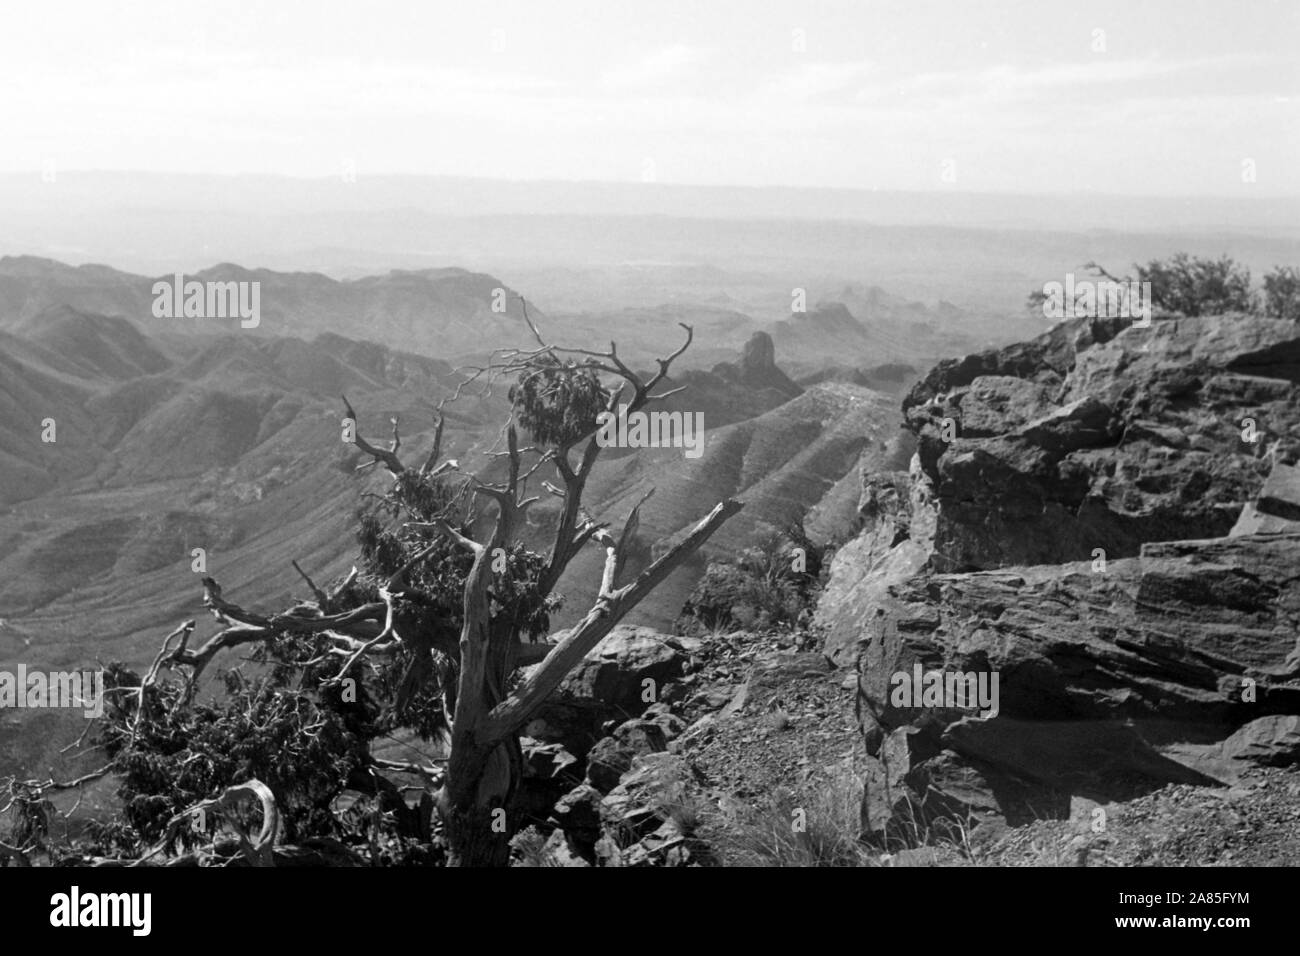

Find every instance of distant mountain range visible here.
[0,280,903,693]
[0,256,1005,385]
[0,256,542,363]
[0,308,475,670]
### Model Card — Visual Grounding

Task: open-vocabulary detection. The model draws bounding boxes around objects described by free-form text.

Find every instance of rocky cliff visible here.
[816,312,1300,837]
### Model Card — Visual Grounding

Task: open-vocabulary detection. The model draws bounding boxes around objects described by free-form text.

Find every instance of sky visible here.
[0,0,1296,195]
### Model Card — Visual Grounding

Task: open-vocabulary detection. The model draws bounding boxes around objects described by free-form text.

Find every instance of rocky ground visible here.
[515,311,1300,867]
[511,621,1300,867]
[974,765,1300,867]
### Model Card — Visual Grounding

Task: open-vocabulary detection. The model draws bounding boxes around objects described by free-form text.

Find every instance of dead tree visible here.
[92,315,739,867]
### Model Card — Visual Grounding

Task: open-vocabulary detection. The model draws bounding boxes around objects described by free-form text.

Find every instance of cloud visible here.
[860,54,1272,109]
[599,44,711,92]
[760,60,877,104]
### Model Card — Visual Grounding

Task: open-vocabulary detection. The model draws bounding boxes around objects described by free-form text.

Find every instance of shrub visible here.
[677,523,824,633]
[1263,265,1300,320]
[1136,253,1254,317]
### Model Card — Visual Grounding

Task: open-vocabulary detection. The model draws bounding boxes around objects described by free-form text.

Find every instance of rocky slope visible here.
[545,377,899,633]
[495,623,867,867]
[815,311,1300,839]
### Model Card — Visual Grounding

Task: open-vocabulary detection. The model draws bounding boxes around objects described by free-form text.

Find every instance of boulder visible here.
[639,702,688,741]
[559,625,690,719]
[519,738,579,780]
[584,718,669,793]
[1165,714,1300,782]
[1218,715,1300,766]
[550,783,603,851]
[584,736,635,794]
[1232,462,1300,535]
[526,626,692,760]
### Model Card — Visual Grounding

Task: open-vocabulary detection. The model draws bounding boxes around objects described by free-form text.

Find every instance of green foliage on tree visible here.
[508,357,611,449]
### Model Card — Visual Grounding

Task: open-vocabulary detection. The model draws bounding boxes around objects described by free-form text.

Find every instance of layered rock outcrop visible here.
[816,313,1300,835]
[902,313,1297,572]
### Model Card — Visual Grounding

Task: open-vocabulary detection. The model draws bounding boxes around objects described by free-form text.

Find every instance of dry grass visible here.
[709,769,877,867]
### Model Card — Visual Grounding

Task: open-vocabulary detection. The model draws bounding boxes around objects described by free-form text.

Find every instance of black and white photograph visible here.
[0,0,1295,931]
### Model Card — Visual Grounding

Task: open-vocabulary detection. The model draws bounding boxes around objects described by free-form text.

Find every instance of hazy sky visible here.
[1,0,1296,194]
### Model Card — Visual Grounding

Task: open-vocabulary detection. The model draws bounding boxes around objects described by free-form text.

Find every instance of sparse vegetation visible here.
[1263,265,1300,320]
[508,825,561,867]
[711,771,874,867]
[1136,253,1255,316]
[1030,254,1300,320]
[677,522,826,634]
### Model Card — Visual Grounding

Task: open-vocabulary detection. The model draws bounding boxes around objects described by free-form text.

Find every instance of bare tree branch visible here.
[342,394,407,476]
[483,497,742,740]
[419,411,447,476]
[291,560,329,607]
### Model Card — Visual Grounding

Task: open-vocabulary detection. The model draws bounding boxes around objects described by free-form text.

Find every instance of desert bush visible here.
[678,523,824,633]
[1263,265,1300,320]
[1136,253,1254,317]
